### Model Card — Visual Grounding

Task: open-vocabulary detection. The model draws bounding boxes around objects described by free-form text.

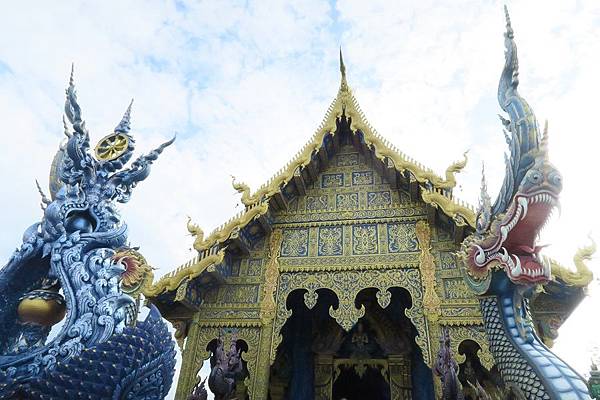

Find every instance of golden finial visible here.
[339,47,348,90]
[339,47,346,80]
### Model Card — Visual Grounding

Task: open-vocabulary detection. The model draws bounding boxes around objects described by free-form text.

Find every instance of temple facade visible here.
[147,12,594,400]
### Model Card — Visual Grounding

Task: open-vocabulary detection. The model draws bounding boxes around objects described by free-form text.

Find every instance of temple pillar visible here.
[251,322,275,400]
[314,354,334,400]
[175,320,201,400]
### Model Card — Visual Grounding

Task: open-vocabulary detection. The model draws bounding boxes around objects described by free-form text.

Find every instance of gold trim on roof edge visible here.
[149,62,475,294]
[143,250,225,297]
[420,188,477,228]
[195,203,269,252]
[232,72,468,208]
[549,238,595,287]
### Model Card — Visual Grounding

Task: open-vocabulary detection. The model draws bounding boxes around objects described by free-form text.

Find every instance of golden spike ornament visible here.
[550,236,595,287]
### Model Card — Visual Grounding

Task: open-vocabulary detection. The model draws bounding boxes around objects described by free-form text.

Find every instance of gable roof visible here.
[146,52,477,297]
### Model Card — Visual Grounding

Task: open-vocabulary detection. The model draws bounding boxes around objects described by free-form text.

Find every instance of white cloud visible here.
[0,0,599,397]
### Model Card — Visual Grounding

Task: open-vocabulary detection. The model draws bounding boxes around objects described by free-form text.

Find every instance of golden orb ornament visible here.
[17,289,66,327]
[94,133,130,161]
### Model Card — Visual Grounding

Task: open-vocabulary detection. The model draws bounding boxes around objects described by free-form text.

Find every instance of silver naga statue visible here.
[460,7,592,400]
[0,67,176,399]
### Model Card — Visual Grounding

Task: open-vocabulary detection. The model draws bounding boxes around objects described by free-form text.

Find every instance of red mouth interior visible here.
[503,199,553,282]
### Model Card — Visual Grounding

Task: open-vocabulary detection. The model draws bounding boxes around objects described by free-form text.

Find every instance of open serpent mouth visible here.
[472,189,558,284]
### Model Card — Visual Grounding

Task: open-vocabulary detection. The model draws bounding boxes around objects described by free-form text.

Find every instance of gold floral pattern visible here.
[281,228,309,257]
[306,195,329,211]
[443,278,471,299]
[318,226,343,256]
[336,193,359,209]
[387,223,419,253]
[246,259,263,276]
[337,153,359,166]
[438,251,456,269]
[322,173,344,188]
[367,191,392,207]
[352,171,374,185]
[352,224,378,254]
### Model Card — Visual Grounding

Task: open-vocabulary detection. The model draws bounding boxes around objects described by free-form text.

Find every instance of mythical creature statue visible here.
[0,67,176,399]
[434,328,465,400]
[459,7,591,399]
[208,333,244,400]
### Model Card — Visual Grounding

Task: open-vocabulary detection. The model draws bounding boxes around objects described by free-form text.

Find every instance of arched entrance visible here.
[269,286,433,400]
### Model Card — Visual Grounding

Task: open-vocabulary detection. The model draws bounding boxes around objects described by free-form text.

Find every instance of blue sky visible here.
[0,1,599,398]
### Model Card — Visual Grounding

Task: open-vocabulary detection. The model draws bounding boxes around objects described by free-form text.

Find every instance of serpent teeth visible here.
[518,197,528,220]
[512,255,522,275]
[500,247,509,262]
[474,245,486,264]
[500,225,508,241]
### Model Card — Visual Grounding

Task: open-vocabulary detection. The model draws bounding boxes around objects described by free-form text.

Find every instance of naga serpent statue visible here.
[0,68,176,399]
[459,7,591,399]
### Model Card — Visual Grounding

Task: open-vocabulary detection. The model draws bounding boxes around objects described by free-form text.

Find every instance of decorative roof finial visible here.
[339,47,346,80]
[115,99,134,134]
[339,47,348,90]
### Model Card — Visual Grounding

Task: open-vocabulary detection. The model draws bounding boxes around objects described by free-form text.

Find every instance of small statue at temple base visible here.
[208,334,244,400]
[434,328,465,400]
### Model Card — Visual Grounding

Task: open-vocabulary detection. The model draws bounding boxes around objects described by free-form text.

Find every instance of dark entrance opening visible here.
[332,365,390,400]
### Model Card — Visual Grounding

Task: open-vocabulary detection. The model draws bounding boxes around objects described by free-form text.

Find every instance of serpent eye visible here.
[526,169,543,185]
[548,170,562,189]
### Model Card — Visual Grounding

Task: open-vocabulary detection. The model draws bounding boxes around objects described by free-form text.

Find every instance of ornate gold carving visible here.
[181,325,261,398]
[281,228,309,257]
[352,224,378,254]
[174,279,189,302]
[191,69,470,248]
[231,176,258,206]
[172,320,189,351]
[270,269,433,366]
[333,358,388,382]
[186,216,204,246]
[387,222,418,253]
[94,132,129,161]
[447,325,495,370]
[421,188,476,228]
[260,230,283,325]
[376,288,392,308]
[112,248,154,297]
[443,278,472,299]
[144,250,225,297]
[415,221,441,322]
[550,237,595,287]
[279,253,420,272]
[197,203,269,251]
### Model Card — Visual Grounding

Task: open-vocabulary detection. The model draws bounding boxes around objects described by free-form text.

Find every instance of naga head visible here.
[0,66,174,386]
[460,7,561,289]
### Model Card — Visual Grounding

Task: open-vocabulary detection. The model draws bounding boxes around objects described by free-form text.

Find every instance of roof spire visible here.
[115,99,134,133]
[339,47,348,90]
